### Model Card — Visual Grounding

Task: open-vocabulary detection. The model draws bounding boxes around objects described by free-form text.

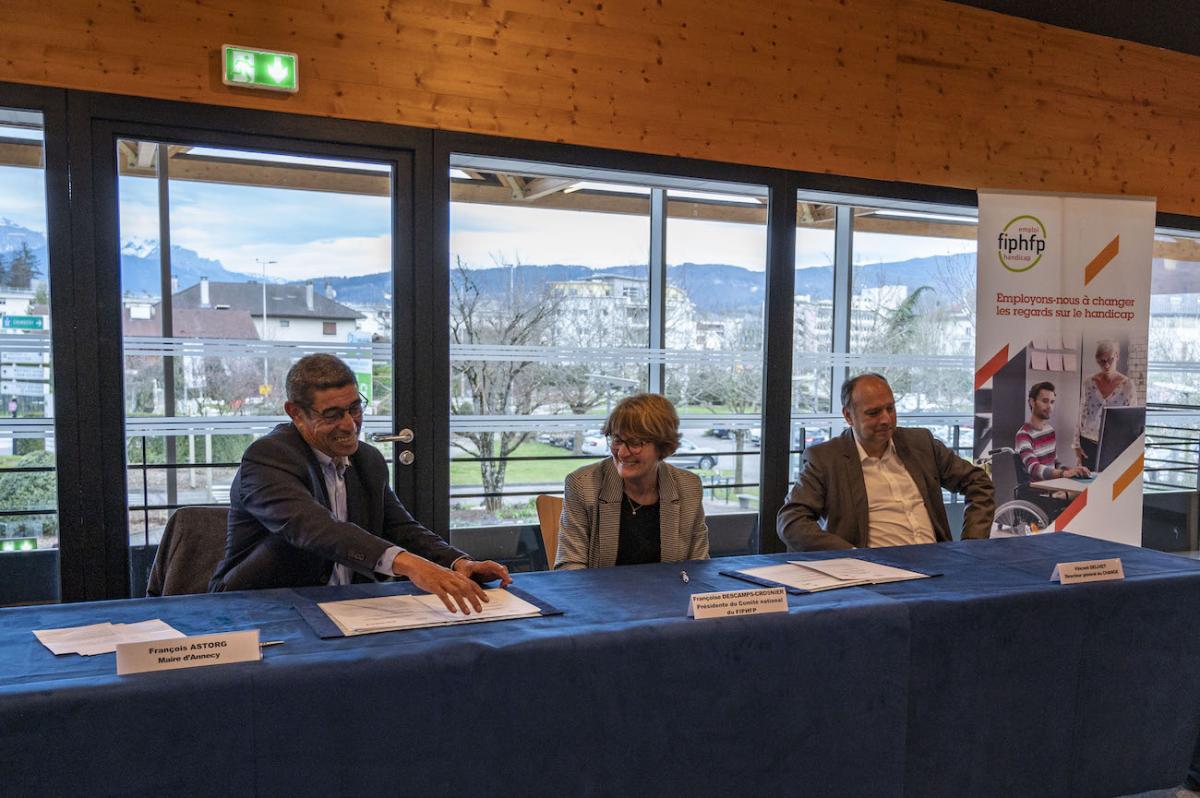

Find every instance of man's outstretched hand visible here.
[453,558,513,588]
[392,552,488,614]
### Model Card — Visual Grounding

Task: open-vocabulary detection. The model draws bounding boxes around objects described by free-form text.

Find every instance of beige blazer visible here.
[554,458,709,569]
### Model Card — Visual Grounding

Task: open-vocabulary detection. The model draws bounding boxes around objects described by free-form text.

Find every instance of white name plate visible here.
[117,630,261,675]
[1051,558,1125,585]
[688,587,787,620]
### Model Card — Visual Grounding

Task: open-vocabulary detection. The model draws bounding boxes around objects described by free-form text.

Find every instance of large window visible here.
[0,108,58,602]
[447,158,768,563]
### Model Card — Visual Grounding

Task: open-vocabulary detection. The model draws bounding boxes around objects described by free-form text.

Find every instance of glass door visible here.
[108,133,417,594]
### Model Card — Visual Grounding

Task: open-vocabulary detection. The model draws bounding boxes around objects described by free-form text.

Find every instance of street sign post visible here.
[1,381,48,397]
[2,315,44,330]
[1,366,46,380]
[222,45,299,93]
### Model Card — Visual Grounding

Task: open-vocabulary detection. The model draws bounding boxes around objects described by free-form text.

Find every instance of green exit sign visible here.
[222,45,299,93]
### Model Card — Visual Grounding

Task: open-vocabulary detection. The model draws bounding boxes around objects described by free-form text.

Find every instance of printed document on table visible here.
[790,558,929,585]
[319,588,542,636]
[735,563,871,592]
[34,619,183,656]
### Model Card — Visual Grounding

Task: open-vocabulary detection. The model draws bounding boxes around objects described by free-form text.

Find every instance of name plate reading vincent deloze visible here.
[116,630,261,675]
[688,587,787,620]
[1051,558,1125,585]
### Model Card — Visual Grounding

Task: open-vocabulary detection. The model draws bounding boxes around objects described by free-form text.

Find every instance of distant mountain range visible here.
[4,217,1200,313]
[119,237,265,297]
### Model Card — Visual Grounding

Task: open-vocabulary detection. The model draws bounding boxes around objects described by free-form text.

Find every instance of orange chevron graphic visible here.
[1112,454,1144,501]
[1054,488,1087,532]
[1083,235,1119,285]
[974,345,1009,390]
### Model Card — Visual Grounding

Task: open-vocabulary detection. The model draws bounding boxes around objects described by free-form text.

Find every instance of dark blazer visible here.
[209,423,464,591]
[776,427,994,551]
[554,459,709,569]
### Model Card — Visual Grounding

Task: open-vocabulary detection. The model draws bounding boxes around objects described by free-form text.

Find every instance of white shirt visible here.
[853,432,937,548]
[310,447,402,585]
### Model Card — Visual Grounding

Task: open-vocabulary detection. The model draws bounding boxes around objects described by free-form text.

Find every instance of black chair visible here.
[145,506,228,596]
[707,513,757,557]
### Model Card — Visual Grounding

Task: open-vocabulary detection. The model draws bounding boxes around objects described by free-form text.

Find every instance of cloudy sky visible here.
[4,161,975,282]
[0,168,49,233]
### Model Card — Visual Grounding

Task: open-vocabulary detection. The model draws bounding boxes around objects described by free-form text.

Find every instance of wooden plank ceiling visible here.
[0,1,1198,216]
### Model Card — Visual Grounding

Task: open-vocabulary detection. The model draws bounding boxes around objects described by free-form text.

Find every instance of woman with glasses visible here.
[554,393,709,569]
[1073,339,1136,471]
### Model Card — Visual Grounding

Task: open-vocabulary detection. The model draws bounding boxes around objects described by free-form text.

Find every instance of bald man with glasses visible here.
[210,354,509,613]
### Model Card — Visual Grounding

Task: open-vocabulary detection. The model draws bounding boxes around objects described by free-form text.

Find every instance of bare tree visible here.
[198,357,263,415]
[450,257,560,513]
[934,252,979,339]
[689,315,763,485]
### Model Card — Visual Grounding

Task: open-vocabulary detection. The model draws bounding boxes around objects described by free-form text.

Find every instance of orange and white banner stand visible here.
[974,190,1154,545]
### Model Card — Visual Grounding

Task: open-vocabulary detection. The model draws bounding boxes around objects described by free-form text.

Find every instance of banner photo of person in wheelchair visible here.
[973,190,1153,546]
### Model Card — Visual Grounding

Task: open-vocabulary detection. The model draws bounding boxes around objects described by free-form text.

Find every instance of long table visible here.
[3,533,1200,797]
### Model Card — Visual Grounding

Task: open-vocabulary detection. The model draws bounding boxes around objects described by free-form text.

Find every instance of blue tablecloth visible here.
[2,533,1199,798]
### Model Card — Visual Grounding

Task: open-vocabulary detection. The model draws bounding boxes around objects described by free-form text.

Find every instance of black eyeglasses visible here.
[306,393,366,423]
[607,435,647,453]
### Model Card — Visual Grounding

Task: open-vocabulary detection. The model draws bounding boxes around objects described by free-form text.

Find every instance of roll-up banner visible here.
[974,190,1154,545]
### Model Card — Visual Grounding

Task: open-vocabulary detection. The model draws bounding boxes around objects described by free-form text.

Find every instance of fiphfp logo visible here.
[997,215,1047,272]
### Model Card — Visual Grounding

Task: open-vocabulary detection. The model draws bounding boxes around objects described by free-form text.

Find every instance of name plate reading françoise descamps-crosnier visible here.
[116,630,262,675]
[1051,558,1125,585]
[688,587,788,620]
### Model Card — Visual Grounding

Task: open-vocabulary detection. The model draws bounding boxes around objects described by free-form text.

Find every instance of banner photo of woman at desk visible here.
[1074,338,1138,472]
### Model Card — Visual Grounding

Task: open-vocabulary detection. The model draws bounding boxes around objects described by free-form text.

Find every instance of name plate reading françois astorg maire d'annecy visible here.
[116,630,262,675]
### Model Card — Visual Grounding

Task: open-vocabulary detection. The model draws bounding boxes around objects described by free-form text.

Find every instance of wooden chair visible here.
[535,494,563,571]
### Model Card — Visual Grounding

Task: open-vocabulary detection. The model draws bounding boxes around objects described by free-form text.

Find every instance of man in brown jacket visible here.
[777,373,994,551]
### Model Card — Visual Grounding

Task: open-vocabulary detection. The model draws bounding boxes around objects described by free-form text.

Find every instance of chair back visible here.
[146,506,229,596]
[535,494,563,570]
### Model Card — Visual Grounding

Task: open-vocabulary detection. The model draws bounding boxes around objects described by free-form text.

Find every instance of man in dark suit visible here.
[777,373,994,551]
[210,354,510,613]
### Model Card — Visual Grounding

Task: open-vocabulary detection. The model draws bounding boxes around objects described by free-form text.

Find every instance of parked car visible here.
[665,439,718,470]
[579,432,607,456]
[537,432,577,450]
[749,428,824,449]
[708,423,733,439]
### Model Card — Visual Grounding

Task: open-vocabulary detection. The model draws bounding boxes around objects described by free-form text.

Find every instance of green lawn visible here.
[450,440,601,487]
[450,439,751,490]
